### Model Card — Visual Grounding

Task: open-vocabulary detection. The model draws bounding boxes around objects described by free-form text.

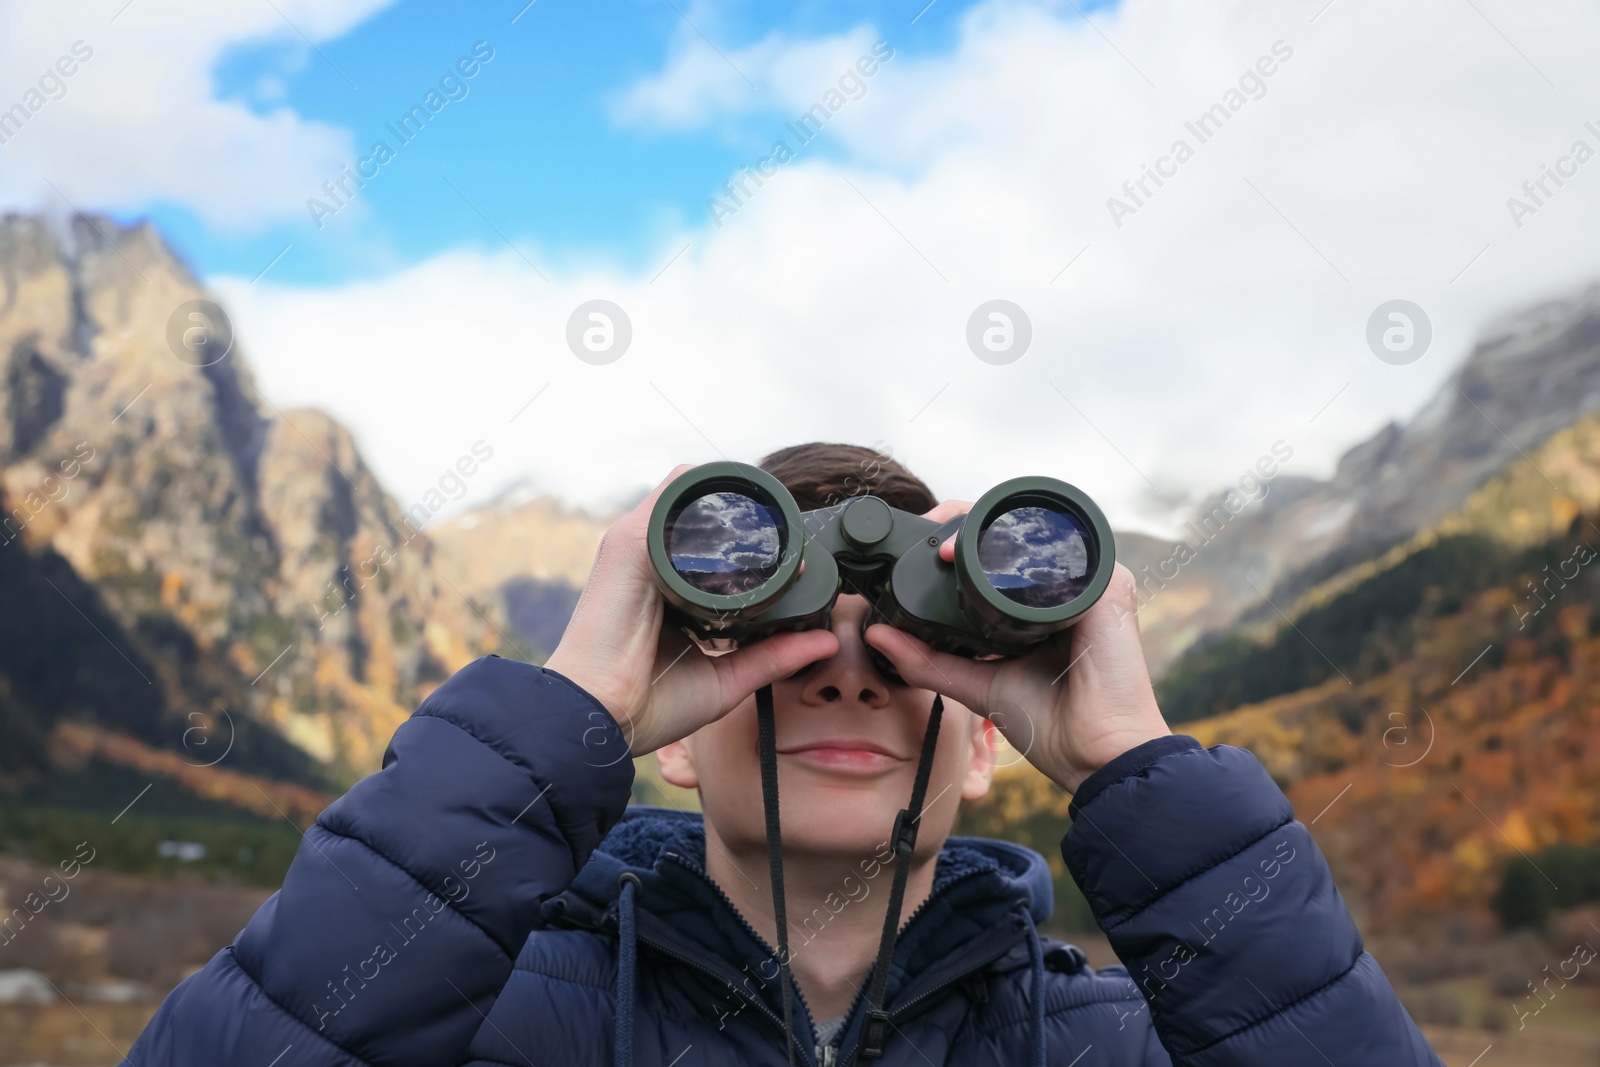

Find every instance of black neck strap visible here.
[859,692,943,1058]
[755,683,799,1067]
[754,684,945,1064]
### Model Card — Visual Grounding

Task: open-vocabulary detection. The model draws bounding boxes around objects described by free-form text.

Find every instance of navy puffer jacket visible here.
[125,656,1442,1066]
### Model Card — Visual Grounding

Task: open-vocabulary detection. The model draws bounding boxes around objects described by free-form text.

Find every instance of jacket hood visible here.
[541,804,1055,1023]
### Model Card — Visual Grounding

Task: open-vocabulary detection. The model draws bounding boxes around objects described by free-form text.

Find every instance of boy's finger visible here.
[922,498,974,524]
[636,463,696,514]
[712,629,840,710]
[919,499,973,562]
[863,623,992,709]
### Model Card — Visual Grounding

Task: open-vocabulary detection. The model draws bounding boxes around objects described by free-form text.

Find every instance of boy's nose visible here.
[798,594,894,708]
[810,678,887,706]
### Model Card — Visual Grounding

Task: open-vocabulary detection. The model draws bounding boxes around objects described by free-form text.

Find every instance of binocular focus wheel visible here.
[841,496,893,550]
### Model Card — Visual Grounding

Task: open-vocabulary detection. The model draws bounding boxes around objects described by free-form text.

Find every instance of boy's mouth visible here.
[776,739,905,774]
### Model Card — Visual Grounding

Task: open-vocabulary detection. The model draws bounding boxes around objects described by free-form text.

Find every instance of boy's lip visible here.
[776,739,904,759]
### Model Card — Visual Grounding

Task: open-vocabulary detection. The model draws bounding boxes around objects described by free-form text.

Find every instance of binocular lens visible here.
[665,490,788,596]
[976,503,1094,609]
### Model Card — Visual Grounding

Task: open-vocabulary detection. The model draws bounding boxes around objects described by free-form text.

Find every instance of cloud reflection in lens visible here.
[666,491,785,595]
[977,504,1091,608]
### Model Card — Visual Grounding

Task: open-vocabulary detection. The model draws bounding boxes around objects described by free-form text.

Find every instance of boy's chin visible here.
[773,795,906,854]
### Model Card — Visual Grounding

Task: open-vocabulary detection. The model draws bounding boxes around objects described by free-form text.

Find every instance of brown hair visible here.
[757,442,937,513]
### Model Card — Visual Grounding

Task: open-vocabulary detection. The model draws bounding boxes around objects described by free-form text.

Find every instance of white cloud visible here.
[216,0,1600,539]
[610,25,891,131]
[0,0,393,227]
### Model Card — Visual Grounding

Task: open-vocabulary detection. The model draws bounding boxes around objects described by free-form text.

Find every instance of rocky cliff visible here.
[1123,282,1600,672]
[429,485,608,660]
[0,213,500,793]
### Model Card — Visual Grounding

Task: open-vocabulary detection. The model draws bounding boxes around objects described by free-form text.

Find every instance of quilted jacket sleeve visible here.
[1062,735,1442,1067]
[123,656,636,1067]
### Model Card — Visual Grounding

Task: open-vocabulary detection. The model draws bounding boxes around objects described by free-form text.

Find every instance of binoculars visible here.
[646,462,1115,666]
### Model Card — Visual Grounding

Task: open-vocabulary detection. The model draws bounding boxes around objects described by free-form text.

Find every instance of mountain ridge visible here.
[1119,281,1600,672]
[0,211,504,799]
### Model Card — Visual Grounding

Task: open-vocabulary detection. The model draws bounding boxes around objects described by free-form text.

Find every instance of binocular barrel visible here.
[646,461,1115,660]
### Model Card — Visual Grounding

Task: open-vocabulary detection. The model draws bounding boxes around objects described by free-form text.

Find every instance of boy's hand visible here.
[544,466,839,758]
[863,501,1170,793]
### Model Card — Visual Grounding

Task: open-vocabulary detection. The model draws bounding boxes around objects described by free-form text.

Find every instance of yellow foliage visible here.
[50,721,332,827]
[1452,837,1492,873]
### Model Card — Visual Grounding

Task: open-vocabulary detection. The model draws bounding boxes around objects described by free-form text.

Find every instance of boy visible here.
[126,443,1442,1066]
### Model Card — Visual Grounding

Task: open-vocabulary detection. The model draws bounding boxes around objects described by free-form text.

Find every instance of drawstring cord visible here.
[1026,913,1047,1067]
[615,871,641,1067]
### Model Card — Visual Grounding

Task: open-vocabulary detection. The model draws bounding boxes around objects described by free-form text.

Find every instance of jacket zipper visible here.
[636,853,1033,1067]
[654,852,822,1067]
[628,924,816,1066]
[826,864,995,1024]
[832,887,1031,1067]
[661,850,969,1063]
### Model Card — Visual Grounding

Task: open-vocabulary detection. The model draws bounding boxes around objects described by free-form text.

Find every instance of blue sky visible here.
[137,0,1112,287]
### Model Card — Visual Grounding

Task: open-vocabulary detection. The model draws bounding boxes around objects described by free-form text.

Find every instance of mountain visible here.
[0,213,504,801]
[1155,409,1600,721]
[964,406,1600,955]
[1116,296,1600,937]
[1165,420,1600,933]
[429,484,610,660]
[1122,282,1600,673]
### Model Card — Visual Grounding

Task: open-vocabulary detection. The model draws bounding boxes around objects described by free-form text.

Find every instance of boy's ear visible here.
[656,739,700,790]
[960,715,998,801]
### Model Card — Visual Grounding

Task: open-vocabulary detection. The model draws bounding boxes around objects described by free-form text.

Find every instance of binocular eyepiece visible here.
[646,462,1115,666]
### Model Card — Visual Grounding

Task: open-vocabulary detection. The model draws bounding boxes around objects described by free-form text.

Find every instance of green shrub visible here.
[0,803,300,887]
[1492,843,1600,929]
